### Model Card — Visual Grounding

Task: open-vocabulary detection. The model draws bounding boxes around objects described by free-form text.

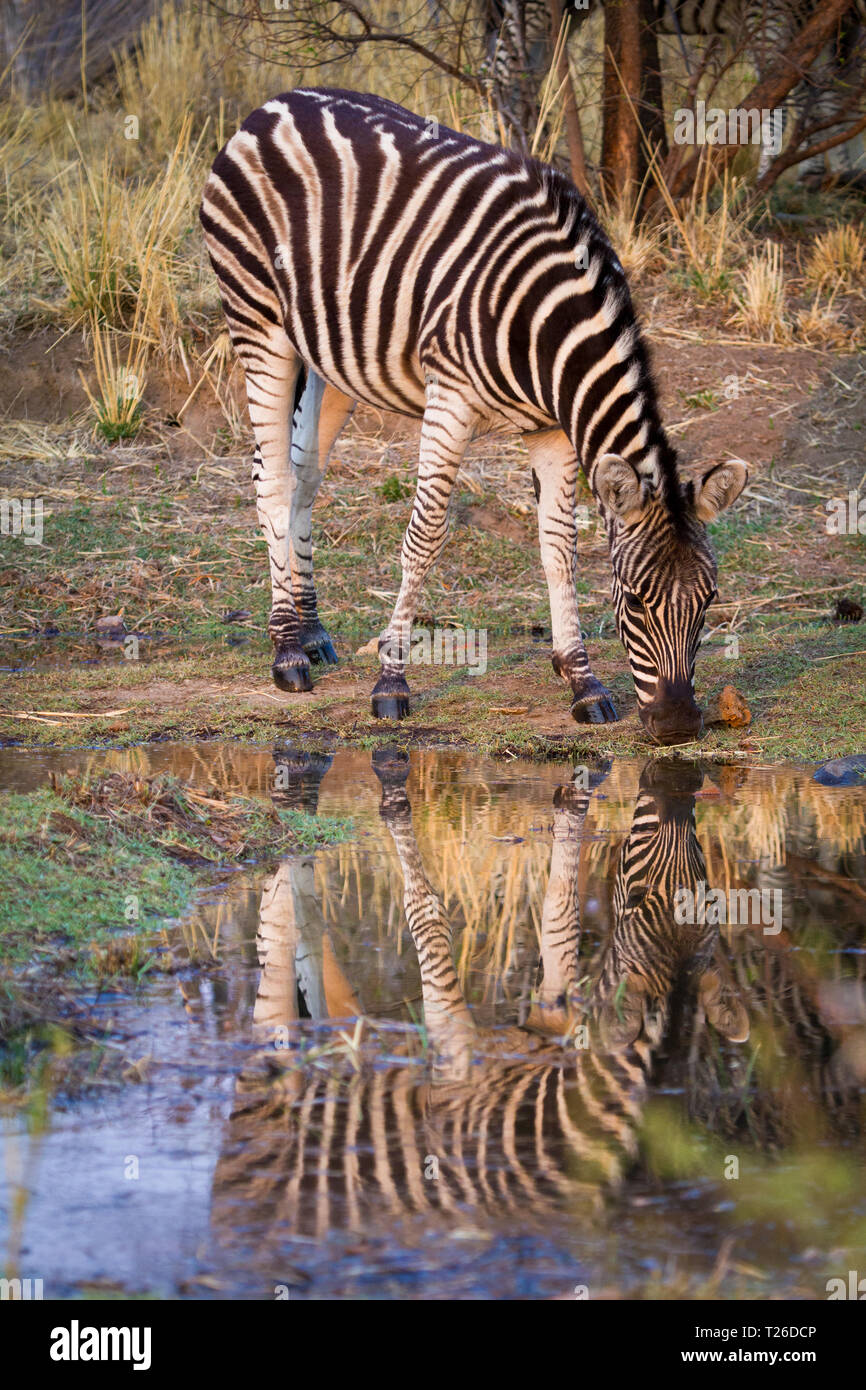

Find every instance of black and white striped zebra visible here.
[661,0,865,184]
[201,88,748,744]
[483,0,866,185]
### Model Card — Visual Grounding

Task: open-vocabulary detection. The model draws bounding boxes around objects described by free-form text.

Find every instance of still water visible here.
[1,745,865,1299]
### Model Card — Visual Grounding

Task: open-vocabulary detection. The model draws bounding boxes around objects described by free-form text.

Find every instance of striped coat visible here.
[201,88,748,742]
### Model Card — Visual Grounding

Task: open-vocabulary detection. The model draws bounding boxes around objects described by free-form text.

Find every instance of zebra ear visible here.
[594,454,648,526]
[699,967,750,1043]
[692,459,749,522]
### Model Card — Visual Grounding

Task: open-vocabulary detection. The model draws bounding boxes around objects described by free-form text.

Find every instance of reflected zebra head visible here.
[595,455,749,746]
[599,759,749,1054]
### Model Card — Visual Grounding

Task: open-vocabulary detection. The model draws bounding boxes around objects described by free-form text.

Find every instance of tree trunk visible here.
[601,0,642,206]
[548,0,592,201]
[638,0,667,185]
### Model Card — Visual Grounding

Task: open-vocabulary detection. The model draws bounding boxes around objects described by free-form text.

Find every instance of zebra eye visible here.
[623,591,643,615]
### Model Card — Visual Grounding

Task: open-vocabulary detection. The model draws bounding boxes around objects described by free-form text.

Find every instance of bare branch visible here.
[662,0,862,198]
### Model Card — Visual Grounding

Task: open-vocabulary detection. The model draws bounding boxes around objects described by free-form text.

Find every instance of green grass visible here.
[2,605,865,761]
[0,776,354,969]
[0,769,355,1092]
[0,787,194,965]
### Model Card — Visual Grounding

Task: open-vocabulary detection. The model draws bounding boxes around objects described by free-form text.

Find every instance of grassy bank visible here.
[0,769,353,1096]
[2,355,866,763]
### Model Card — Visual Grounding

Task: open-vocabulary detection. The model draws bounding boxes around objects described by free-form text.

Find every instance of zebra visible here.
[210,754,751,1239]
[659,0,866,186]
[482,0,866,186]
[201,88,748,745]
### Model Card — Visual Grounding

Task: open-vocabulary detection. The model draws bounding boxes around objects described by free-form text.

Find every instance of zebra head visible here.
[594,454,749,745]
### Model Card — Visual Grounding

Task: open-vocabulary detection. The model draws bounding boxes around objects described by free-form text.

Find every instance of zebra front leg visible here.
[372,748,475,1076]
[525,429,618,725]
[289,370,355,666]
[529,760,611,1035]
[371,391,475,719]
[245,336,310,693]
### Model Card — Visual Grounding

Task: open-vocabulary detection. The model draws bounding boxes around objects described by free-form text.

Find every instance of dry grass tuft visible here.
[79,316,147,441]
[804,223,866,294]
[599,191,665,281]
[31,114,203,342]
[793,289,852,351]
[648,154,748,298]
[731,240,788,342]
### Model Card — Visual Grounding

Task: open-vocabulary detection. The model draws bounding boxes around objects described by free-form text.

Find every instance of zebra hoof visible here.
[272,646,313,693]
[570,682,618,725]
[372,747,411,786]
[301,627,339,666]
[371,693,410,720]
[371,673,411,720]
[373,748,411,816]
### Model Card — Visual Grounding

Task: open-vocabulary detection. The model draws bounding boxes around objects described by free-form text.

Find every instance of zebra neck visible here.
[552,340,674,505]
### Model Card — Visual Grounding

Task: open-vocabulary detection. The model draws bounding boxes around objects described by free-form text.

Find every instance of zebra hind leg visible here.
[289,370,355,666]
[245,335,311,692]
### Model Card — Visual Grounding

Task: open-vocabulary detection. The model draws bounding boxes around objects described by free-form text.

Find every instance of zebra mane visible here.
[326,98,688,524]
[524,157,688,524]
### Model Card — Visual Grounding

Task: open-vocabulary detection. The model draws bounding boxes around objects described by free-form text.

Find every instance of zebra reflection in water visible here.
[211,753,751,1236]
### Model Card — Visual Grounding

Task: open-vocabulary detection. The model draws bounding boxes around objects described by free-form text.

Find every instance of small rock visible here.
[95,614,126,636]
[355,636,380,656]
[813,755,866,786]
[221,609,252,624]
[704,684,751,728]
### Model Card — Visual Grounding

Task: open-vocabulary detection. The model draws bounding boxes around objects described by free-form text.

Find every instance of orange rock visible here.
[705,684,751,728]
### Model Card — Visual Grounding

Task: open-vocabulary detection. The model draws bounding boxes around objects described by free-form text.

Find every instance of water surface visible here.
[1,745,864,1299]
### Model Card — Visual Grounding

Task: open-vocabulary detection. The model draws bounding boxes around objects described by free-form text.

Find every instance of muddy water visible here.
[1,744,865,1300]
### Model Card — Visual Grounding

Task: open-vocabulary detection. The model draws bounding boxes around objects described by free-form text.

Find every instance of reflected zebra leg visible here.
[371,389,477,720]
[254,853,360,1051]
[528,764,610,1035]
[254,858,328,1041]
[253,861,304,1054]
[372,749,476,1077]
[526,429,618,726]
[289,370,356,666]
[265,749,361,1024]
[271,745,333,814]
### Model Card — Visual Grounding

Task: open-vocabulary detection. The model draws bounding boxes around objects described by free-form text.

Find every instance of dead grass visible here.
[804,222,866,294]
[50,768,353,862]
[731,240,788,342]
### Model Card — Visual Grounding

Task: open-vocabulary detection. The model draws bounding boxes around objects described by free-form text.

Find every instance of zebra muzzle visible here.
[639,681,704,746]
